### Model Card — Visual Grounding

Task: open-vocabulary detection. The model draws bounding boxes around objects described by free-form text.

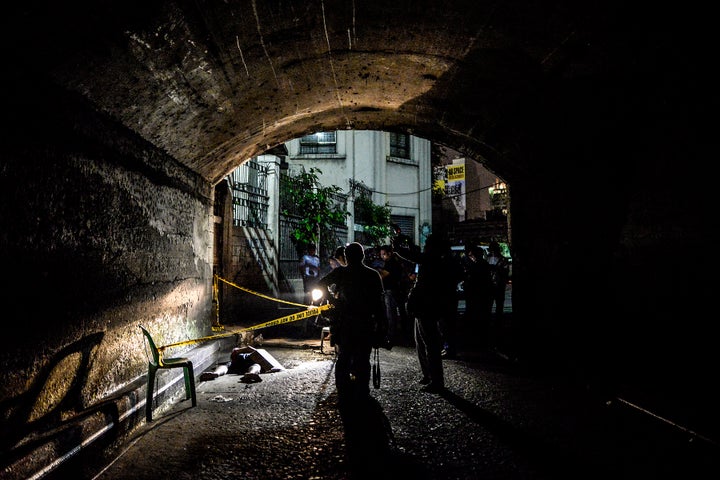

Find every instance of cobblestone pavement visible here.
[57,336,719,480]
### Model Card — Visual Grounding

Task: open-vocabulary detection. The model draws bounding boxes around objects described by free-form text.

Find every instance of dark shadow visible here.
[41,403,196,480]
[438,385,720,479]
[436,387,581,479]
[337,393,428,480]
[0,331,107,469]
[452,348,526,376]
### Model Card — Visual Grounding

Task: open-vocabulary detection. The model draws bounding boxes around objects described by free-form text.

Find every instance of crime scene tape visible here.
[158,304,332,353]
[158,274,332,353]
[215,275,308,308]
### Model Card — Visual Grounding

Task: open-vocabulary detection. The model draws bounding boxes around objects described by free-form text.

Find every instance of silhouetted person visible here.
[389,224,421,342]
[315,242,387,402]
[440,250,463,358]
[463,244,493,350]
[299,244,320,303]
[328,245,347,270]
[315,242,389,477]
[487,241,510,323]
[377,244,406,347]
[396,234,459,392]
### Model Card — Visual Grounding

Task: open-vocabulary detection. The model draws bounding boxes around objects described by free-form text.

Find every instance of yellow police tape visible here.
[215,275,309,308]
[158,304,332,353]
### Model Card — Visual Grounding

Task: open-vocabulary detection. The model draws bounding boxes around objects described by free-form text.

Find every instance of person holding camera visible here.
[314,243,392,476]
[314,242,387,402]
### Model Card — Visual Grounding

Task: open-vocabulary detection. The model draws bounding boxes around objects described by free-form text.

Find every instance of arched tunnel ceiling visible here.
[4,1,651,185]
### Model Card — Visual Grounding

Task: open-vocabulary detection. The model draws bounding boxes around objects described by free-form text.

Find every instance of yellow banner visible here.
[447,164,465,181]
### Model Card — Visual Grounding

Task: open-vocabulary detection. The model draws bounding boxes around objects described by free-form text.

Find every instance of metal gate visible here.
[278,213,302,291]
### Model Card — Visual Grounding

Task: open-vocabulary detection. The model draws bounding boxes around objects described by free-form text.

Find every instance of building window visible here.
[299,131,337,154]
[389,132,410,159]
[227,159,269,228]
[488,179,509,218]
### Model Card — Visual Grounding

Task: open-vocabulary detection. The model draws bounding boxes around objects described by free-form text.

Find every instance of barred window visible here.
[227,159,269,228]
[299,131,337,154]
[389,132,410,159]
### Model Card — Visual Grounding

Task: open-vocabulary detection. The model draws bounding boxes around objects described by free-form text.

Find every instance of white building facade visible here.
[284,130,432,247]
[220,130,433,301]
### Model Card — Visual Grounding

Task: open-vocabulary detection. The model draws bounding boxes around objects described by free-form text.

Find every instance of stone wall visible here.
[0,79,214,467]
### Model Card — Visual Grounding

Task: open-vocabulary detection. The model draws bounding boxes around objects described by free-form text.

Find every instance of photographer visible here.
[314,242,387,402]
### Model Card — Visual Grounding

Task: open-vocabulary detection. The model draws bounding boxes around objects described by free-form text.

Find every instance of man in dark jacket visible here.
[315,242,386,401]
[316,244,391,480]
[396,234,460,392]
[463,244,493,350]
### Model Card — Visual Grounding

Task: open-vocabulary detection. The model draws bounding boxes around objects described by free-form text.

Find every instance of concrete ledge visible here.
[2,335,237,480]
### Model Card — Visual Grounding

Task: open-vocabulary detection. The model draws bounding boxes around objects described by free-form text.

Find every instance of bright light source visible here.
[311,289,324,302]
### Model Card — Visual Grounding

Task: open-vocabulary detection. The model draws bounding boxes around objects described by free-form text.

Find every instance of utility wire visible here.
[363,180,506,200]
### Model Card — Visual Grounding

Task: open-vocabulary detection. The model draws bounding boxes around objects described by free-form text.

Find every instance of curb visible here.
[3,336,237,480]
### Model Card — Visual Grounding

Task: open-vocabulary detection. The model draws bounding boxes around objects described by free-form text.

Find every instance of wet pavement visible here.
[51,328,720,480]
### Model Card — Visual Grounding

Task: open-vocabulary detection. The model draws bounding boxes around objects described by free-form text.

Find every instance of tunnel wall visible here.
[0,76,215,464]
[219,225,281,322]
[0,1,717,473]
[503,62,715,411]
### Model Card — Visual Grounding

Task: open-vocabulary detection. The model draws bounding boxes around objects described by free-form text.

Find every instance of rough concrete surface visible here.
[47,336,719,480]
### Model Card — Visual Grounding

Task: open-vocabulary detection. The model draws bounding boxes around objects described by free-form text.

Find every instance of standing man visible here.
[315,242,387,402]
[463,244,493,350]
[377,244,405,347]
[486,241,510,323]
[395,234,458,393]
[315,243,389,480]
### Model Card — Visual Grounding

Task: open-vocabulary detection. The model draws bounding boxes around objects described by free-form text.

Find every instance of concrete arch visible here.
[1,2,716,476]
[2,0,626,184]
